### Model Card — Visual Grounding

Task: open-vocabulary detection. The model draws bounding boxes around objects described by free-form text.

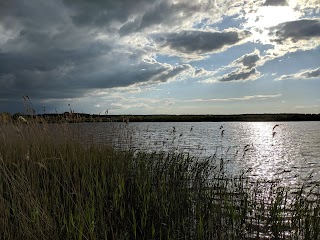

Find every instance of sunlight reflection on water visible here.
[72,121,320,185]
[238,122,298,185]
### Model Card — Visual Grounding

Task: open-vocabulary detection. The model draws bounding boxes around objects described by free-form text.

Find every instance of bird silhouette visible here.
[273,124,280,131]
[221,130,225,137]
[272,124,280,137]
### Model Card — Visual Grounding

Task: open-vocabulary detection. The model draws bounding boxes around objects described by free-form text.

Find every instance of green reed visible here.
[0,121,319,239]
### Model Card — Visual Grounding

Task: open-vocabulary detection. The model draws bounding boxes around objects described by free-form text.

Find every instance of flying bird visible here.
[273,124,280,131]
[272,124,280,137]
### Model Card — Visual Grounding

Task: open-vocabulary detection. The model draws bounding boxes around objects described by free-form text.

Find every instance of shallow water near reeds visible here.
[70,121,320,186]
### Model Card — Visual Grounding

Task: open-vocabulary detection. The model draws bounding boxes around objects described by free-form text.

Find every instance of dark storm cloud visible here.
[66,0,217,35]
[0,36,189,103]
[0,1,70,33]
[0,0,198,113]
[71,62,192,89]
[156,29,251,55]
[0,40,111,74]
[0,51,190,99]
[0,59,191,114]
[219,68,260,82]
[269,19,320,43]
[262,0,288,6]
[0,33,114,99]
[119,1,183,35]
[276,67,320,80]
[119,20,141,36]
[138,1,213,31]
[62,0,156,27]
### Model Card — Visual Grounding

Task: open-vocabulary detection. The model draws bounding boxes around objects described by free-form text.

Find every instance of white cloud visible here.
[231,49,262,68]
[202,67,261,83]
[276,67,320,80]
[180,94,281,102]
[265,18,320,58]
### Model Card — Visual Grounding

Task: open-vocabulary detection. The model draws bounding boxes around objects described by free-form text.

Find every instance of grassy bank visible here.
[0,123,320,239]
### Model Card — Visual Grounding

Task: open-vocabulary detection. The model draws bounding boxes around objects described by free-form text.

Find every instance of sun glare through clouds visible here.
[245,6,300,43]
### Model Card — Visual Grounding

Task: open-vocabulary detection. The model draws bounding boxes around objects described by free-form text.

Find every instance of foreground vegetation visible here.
[0,122,320,239]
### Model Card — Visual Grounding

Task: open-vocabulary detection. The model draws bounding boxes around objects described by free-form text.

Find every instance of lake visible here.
[71,121,320,185]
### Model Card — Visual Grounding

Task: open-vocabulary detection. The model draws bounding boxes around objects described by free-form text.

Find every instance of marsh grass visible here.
[0,120,320,239]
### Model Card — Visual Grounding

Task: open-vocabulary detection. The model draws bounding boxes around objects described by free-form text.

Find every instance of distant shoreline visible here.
[2,113,320,123]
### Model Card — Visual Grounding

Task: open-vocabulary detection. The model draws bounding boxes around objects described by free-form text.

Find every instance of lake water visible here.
[72,121,320,185]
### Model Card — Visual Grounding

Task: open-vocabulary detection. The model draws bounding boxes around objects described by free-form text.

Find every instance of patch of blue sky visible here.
[192,18,212,30]
[152,80,207,100]
[155,54,182,65]
[277,79,320,106]
[208,14,244,31]
[260,47,320,77]
[156,75,262,102]
[257,44,275,55]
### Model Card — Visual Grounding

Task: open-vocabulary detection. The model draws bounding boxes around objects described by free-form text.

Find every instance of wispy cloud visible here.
[202,67,261,83]
[180,94,282,102]
[276,67,320,80]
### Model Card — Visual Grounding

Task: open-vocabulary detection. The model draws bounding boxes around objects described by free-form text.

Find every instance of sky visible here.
[0,0,319,115]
